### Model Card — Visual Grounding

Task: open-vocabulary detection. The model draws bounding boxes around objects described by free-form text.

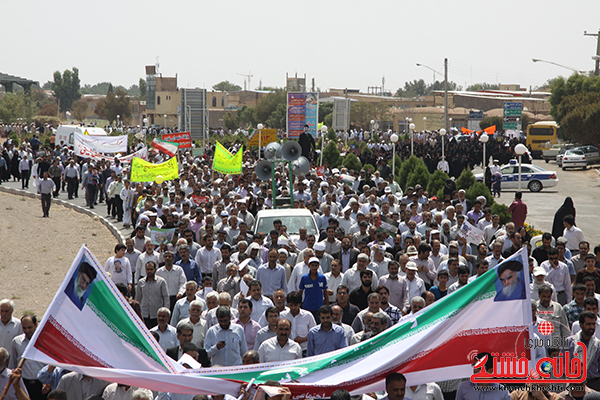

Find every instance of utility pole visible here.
[444,58,449,133]
[584,30,600,76]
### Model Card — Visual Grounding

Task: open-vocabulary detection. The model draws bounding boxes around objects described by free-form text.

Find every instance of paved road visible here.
[474,160,600,246]
[0,178,131,240]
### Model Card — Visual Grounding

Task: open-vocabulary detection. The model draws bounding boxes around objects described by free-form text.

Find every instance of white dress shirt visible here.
[258,337,302,363]
[280,309,316,351]
[156,265,187,297]
[195,246,222,275]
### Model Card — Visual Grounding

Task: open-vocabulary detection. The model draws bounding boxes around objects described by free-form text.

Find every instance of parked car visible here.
[542,143,576,163]
[561,149,587,170]
[475,160,558,192]
[558,145,599,167]
[574,146,600,165]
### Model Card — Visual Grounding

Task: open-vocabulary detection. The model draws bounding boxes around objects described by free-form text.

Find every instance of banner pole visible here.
[271,162,277,210]
[0,358,25,400]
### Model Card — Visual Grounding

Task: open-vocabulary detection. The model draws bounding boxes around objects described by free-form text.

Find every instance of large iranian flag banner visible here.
[24,246,532,398]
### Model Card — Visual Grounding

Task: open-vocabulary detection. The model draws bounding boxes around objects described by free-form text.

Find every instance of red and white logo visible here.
[538,320,554,336]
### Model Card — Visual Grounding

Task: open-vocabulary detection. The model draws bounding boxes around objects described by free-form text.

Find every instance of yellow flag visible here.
[83,129,89,135]
[131,156,179,182]
[213,142,243,175]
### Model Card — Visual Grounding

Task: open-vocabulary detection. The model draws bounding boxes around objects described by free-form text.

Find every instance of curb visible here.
[0,186,126,245]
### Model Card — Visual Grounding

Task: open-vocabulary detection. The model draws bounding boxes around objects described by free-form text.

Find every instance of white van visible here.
[55,125,107,147]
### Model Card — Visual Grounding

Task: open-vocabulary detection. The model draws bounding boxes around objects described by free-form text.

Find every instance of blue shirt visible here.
[256,263,288,297]
[306,323,347,357]
[175,259,202,285]
[300,273,328,311]
[430,286,448,300]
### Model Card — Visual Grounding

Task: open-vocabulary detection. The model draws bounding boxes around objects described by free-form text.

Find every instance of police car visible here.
[475,160,558,192]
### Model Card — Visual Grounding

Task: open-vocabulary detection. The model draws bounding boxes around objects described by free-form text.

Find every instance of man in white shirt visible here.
[484,240,505,269]
[0,300,22,351]
[195,235,222,277]
[405,262,425,303]
[156,251,187,310]
[280,292,316,354]
[325,260,344,304]
[257,319,302,363]
[149,308,178,351]
[541,248,572,305]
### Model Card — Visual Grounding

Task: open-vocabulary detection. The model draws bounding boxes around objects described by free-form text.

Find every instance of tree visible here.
[255,90,287,129]
[322,141,341,168]
[223,111,240,131]
[71,100,88,122]
[396,80,462,97]
[465,182,494,208]
[94,88,131,125]
[466,83,500,92]
[52,67,81,112]
[0,92,38,124]
[455,168,476,191]
[342,153,362,172]
[139,78,146,97]
[38,102,58,117]
[107,83,114,94]
[350,102,376,129]
[480,116,503,131]
[427,170,449,197]
[549,73,600,145]
[406,164,430,192]
[398,155,425,191]
[319,102,333,123]
[213,81,242,92]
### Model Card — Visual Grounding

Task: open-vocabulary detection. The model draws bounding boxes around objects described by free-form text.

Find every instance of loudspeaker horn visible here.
[292,156,311,176]
[264,142,282,160]
[255,160,273,181]
[282,140,302,161]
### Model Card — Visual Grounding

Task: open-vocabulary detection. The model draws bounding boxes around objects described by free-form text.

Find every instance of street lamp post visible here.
[448,117,452,129]
[515,143,528,192]
[532,58,587,74]
[390,133,398,181]
[164,114,167,129]
[439,128,447,160]
[480,133,489,167]
[143,117,148,145]
[320,125,328,166]
[423,117,427,131]
[257,123,264,159]
[409,121,415,156]
[370,119,375,139]
[117,115,120,130]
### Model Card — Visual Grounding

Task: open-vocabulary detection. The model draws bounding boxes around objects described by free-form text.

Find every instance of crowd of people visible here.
[0,127,599,400]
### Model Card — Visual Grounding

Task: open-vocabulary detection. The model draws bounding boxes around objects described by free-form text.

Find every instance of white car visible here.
[252,209,319,236]
[475,160,558,192]
[561,149,587,170]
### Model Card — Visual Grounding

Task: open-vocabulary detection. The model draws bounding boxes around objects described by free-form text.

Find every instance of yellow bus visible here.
[527,121,559,159]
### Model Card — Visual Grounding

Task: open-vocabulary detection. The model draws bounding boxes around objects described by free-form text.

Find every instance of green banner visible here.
[131,157,179,182]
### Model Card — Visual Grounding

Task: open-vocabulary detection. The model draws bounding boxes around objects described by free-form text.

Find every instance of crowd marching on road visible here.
[0,125,599,400]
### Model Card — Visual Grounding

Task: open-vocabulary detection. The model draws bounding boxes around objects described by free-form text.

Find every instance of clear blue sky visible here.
[3,0,599,92]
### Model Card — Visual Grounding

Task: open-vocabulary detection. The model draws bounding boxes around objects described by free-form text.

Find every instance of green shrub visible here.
[465,182,494,208]
[455,168,476,190]
[322,141,341,168]
[364,164,375,174]
[492,203,511,225]
[399,155,425,191]
[427,170,449,197]
[406,164,431,191]
[342,153,362,172]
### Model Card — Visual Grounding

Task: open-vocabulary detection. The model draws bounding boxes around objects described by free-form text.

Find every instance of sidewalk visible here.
[0,178,129,244]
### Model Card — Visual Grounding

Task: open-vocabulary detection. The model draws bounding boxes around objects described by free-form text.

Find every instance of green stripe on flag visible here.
[87,281,167,369]
[200,269,498,383]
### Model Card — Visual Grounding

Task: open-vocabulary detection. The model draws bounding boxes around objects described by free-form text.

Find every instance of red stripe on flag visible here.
[285,326,528,399]
[34,316,112,368]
